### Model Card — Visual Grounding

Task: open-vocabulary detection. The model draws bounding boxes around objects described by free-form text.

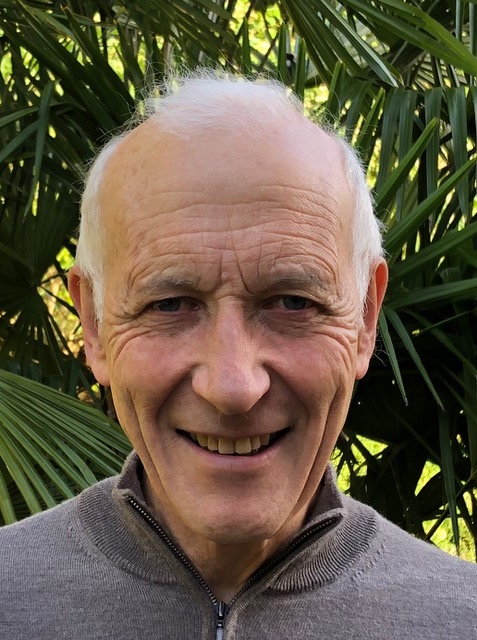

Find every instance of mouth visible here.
[178,428,290,456]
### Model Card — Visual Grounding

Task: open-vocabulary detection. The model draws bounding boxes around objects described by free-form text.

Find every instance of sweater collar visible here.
[78,451,376,594]
[113,450,345,527]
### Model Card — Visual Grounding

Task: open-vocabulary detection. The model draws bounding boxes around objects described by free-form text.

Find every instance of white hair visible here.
[76,72,383,320]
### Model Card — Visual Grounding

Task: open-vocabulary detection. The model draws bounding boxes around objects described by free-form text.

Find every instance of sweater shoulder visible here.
[341,493,477,581]
[0,476,117,569]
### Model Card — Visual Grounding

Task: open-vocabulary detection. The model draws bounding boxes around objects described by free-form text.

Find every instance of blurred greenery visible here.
[0,0,476,560]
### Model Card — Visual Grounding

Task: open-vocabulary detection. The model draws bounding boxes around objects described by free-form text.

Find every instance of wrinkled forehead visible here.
[99,117,354,254]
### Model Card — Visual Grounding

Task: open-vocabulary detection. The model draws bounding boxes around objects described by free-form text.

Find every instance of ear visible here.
[68,266,110,386]
[356,259,388,380]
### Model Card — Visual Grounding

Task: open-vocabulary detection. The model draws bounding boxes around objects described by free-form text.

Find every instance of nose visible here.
[191,309,270,415]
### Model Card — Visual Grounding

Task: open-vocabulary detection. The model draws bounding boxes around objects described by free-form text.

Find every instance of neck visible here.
[143,474,308,602]
[186,539,276,602]
[169,521,307,602]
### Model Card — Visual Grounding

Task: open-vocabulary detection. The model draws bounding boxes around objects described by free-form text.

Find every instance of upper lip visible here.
[178,427,288,439]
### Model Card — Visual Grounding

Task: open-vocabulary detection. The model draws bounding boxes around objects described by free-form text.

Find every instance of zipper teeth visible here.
[128,496,339,608]
[127,497,218,604]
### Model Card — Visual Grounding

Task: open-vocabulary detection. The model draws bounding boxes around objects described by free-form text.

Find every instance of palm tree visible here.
[0,0,476,558]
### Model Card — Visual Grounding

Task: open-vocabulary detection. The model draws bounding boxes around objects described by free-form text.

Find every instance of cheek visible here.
[105,322,359,424]
[106,335,188,423]
[109,331,183,380]
[281,332,358,397]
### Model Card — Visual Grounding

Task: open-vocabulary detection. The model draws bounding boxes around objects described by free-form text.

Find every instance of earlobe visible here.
[356,259,388,380]
[68,266,110,386]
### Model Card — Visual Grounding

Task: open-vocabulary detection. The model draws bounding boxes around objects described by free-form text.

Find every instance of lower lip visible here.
[179,431,288,471]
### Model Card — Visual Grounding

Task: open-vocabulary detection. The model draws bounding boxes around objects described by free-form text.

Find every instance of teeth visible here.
[197,434,208,447]
[235,437,252,455]
[189,432,277,455]
[207,436,219,451]
[218,438,235,454]
[260,433,270,446]
[251,436,261,451]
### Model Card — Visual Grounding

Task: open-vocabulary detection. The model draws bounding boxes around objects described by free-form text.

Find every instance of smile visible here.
[179,428,289,456]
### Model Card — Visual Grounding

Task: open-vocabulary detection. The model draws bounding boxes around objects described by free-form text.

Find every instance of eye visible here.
[150,298,184,313]
[279,295,313,311]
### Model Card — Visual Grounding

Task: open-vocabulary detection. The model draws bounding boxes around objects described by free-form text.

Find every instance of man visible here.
[1,74,476,639]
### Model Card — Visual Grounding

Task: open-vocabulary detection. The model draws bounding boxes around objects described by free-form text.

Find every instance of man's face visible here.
[72,119,385,551]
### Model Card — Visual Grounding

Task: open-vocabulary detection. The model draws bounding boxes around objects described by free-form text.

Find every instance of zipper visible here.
[128,496,339,638]
[227,514,340,607]
[128,497,229,638]
[215,601,227,640]
[127,498,218,602]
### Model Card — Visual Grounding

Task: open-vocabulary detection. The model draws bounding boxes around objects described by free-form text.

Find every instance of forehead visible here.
[100,119,355,283]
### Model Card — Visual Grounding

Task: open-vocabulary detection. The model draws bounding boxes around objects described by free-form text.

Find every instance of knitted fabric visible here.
[1,453,476,639]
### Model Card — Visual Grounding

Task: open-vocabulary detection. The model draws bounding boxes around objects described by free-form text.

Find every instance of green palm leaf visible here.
[0,370,130,525]
[0,0,476,559]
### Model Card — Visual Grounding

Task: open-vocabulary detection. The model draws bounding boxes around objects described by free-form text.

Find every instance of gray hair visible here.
[76,72,383,320]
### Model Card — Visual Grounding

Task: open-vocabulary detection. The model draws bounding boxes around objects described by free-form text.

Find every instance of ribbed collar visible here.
[76,452,377,596]
[113,450,345,524]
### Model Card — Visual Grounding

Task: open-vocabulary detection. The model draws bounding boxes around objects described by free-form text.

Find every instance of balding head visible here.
[76,72,383,321]
[68,71,388,564]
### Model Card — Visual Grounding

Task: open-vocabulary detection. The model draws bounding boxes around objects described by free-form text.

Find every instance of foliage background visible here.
[0,0,476,559]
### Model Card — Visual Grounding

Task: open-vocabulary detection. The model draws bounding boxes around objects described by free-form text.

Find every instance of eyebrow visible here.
[262,272,329,292]
[132,270,329,299]
[132,275,203,299]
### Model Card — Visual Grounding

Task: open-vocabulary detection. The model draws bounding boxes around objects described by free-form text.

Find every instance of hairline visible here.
[75,74,383,323]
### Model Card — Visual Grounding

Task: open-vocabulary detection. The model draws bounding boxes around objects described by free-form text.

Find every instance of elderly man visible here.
[1,74,476,639]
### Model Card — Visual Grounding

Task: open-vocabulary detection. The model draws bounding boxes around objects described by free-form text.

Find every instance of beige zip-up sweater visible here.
[1,453,476,639]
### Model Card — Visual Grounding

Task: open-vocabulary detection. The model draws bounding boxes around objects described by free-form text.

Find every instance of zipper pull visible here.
[215,601,228,640]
